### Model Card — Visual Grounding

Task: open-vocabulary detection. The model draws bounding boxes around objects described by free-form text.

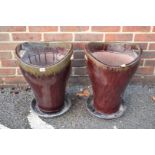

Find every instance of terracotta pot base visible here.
[86,96,127,119]
[30,94,71,118]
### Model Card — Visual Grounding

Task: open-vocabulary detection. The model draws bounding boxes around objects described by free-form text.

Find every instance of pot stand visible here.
[86,96,127,119]
[31,94,71,118]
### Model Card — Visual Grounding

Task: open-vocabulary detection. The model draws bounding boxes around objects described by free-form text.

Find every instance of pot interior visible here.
[16,42,71,67]
[85,42,141,67]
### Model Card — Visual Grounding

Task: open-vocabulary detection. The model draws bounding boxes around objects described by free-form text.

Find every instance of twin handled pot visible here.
[84,42,142,119]
[16,42,73,118]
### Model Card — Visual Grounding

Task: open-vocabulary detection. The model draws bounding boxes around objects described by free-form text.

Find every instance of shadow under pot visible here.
[16,42,73,118]
[84,42,142,119]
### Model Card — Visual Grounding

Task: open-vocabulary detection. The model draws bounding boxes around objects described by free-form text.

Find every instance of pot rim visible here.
[84,42,143,69]
[15,42,73,76]
[15,41,73,69]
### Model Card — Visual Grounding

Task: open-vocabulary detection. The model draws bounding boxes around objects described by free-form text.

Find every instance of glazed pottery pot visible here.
[84,42,142,119]
[16,42,73,117]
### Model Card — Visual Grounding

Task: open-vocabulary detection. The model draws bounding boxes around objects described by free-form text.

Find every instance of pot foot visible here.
[30,94,72,118]
[86,96,127,119]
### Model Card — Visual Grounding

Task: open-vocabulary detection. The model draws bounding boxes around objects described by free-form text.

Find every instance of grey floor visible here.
[0,84,155,129]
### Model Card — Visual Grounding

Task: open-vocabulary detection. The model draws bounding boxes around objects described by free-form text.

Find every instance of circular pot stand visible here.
[30,95,71,118]
[86,96,127,119]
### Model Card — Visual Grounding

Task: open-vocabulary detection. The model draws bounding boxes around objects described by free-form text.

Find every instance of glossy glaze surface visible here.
[16,42,72,113]
[85,43,141,114]
[21,63,71,113]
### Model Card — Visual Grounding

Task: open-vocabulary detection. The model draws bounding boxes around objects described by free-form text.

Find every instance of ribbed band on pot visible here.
[84,42,143,72]
[15,42,73,77]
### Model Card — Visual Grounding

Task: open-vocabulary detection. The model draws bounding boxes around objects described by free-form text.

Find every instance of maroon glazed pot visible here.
[16,42,73,115]
[84,42,142,119]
